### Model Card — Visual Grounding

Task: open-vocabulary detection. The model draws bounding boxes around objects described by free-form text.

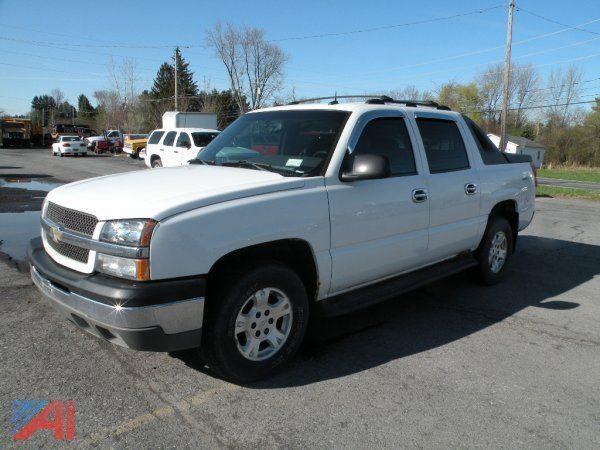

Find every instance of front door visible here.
[175,131,196,165]
[327,112,430,294]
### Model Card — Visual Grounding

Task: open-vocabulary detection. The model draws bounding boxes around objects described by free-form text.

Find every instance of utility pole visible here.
[499,0,515,152]
[41,108,45,147]
[174,47,179,111]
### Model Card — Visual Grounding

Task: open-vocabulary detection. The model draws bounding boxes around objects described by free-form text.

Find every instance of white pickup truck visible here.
[29,98,535,382]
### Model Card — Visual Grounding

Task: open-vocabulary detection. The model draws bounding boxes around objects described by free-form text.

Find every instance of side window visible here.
[148,131,164,144]
[353,117,417,176]
[462,115,507,165]
[176,132,191,147]
[416,118,470,173]
[162,131,177,146]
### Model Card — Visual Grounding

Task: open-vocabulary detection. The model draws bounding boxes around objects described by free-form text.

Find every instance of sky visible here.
[1,0,599,115]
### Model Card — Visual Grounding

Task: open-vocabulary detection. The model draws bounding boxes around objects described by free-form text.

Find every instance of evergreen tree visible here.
[150,48,198,104]
[78,94,95,118]
[31,95,56,112]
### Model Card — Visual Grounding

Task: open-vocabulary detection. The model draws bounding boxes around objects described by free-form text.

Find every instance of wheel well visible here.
[150,154,160,162]
[489,200,519,252]
[207,239,319,303]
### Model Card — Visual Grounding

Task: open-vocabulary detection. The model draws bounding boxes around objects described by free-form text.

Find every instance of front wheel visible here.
[476,216,513,285]
[151,157,162,168]
[201,264,309,383]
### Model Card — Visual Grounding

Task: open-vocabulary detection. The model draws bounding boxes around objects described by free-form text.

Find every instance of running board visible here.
[316,255,478,317]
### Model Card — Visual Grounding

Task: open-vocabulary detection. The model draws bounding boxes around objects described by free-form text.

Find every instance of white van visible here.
[144,128,220,168]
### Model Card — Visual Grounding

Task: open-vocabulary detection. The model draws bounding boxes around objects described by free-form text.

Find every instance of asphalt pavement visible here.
[1,148,599,447]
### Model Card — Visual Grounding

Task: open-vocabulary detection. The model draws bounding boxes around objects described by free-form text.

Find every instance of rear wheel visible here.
[476,216,513,285]
[201,264,309,383]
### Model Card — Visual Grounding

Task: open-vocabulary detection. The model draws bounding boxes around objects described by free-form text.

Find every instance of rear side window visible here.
[148,131,165,145]
[416,118,470,173]
[162,131,177,146]
[353,117,417,176]
[462,115,507,165]
[192,132,219,147]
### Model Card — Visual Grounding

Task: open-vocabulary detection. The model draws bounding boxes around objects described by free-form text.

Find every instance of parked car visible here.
[51,135,87,156]
[144,128,220,168]
[123,134,148,159]
[29,98,536,382]
[86,130,123,153]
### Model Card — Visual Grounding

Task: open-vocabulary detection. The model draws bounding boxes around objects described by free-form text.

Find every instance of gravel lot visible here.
[1,148,599,447]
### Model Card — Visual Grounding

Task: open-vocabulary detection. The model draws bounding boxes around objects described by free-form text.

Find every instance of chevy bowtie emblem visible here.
[50,226,64,243]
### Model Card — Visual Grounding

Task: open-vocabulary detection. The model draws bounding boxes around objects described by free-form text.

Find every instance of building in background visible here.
[487,133,546,168]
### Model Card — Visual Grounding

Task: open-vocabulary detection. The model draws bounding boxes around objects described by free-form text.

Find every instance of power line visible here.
[0,35,198,49]
[271,4,504,41]
[516,7,600,36]
[475,99,598,113]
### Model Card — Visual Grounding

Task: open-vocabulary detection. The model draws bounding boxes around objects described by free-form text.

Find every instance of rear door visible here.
[327,111,430,294]
[412,112,481,261]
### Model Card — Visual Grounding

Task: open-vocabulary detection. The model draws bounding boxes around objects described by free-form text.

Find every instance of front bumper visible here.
[28,238,205,351]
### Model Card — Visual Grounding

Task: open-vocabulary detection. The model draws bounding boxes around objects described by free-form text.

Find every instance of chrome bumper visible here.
[31,265,204,350]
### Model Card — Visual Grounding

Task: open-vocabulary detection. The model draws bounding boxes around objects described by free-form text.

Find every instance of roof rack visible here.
[287,95,451,110]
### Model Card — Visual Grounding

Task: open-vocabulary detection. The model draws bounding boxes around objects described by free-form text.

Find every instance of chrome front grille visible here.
[45,202,98,236]
[46,230,90,263]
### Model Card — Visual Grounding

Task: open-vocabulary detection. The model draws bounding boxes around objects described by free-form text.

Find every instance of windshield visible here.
[196,110,350,176]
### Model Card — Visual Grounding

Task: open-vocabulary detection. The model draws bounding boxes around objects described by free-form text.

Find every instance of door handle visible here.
[412,188,429,203]
[465,183,478,195]
[174,150,179,154]
[159,148,164,152]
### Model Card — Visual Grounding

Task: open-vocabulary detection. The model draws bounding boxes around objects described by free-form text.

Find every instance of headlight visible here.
[99,219,156,247]
[96,253,149,281]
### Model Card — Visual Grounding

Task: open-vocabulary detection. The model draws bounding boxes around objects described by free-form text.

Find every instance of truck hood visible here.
[46,165,305,221]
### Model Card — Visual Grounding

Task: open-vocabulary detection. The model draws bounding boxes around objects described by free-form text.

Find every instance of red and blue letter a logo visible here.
[12,400,75,441]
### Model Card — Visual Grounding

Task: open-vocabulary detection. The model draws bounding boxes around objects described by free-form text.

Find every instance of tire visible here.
[59,153,63,157]
[201,263,309,383]
[475,216,513,285]
[151,157,162,168]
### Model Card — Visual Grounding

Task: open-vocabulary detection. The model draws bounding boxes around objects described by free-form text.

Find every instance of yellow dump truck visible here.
[0,118,31,147]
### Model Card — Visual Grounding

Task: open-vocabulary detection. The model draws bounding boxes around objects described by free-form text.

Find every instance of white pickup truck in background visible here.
[29,97,535,382]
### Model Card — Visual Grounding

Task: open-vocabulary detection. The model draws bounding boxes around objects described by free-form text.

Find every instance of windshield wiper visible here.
[221,160,271,172]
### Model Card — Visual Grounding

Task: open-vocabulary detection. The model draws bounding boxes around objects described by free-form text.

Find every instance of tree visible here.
[138,50,201,129]
[196,89,242,128]
[78,94,95,118]
[437,82,483,120]
[511,64,539,128]
[386,85,434,102]
[51,88,65,108]
[31,95,56,112]
[206,23,287,112]
[545,66,583,127]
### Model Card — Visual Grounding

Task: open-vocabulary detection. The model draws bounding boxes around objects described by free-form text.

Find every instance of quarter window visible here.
[162,131,177,146]
[417,118,470,173]
[148,131,165,144]
[353,117,417,176]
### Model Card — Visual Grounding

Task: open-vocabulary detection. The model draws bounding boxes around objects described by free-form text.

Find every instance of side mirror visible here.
[340,154,391,182]
[184,142,191,149]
